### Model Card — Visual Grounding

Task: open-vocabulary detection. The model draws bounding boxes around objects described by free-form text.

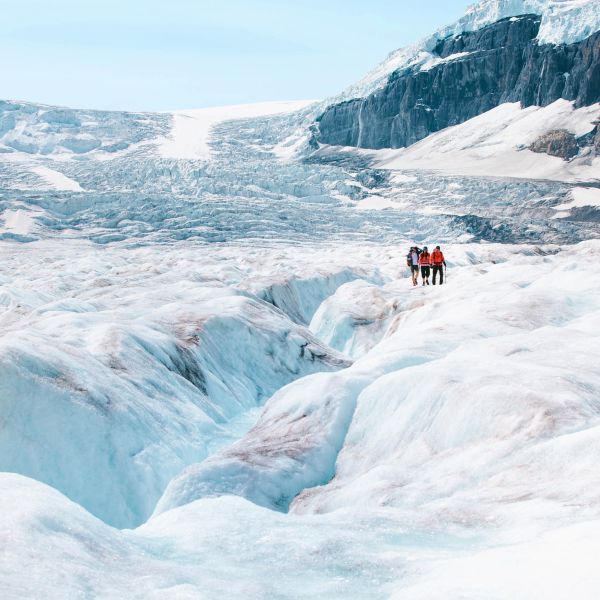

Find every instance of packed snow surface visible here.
[30,165,83,191]
[555,185,600,210]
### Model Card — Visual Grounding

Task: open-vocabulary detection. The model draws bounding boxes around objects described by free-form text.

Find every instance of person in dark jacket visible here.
[406,246,421,286]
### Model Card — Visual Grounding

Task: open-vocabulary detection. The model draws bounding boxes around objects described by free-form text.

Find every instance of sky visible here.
[1,0,473,112]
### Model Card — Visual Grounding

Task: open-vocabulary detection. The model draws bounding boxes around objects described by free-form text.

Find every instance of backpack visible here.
[407,248,421,266]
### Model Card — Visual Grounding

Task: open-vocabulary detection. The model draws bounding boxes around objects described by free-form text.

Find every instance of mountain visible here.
[314,0,600,181]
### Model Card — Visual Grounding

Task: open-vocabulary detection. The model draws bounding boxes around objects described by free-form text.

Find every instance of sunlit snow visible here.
[1,3,600,592]
[369,100,600,183]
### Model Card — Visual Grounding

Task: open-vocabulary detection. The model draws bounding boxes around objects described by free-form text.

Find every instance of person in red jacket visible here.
[418,246,431,286]
[431,246,446,285]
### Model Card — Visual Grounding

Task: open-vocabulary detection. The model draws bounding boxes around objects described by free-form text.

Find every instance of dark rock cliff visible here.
[316,15,600,149]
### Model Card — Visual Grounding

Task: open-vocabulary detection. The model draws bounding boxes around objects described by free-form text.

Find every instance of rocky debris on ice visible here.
[529,129,580,160]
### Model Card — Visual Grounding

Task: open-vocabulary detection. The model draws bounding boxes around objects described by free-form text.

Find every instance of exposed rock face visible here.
[529,129,579,160]
[595,127,600,153]
[316,15,600,149]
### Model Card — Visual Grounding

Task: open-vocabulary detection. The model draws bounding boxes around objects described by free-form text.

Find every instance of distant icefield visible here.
[2,4,600,595]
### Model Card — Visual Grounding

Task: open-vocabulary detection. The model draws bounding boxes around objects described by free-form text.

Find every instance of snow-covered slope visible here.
[313,0,600,181]
[0,98,315,162]
[159,101,315,160]
[370,100,600,183]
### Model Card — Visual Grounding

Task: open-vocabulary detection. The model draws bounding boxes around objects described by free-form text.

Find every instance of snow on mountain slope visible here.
[30,165,84,191]
[0,98,315,169]
[369,100,600,182]
[555,185,600,210]
[159,100,315,160]
[0,206,44,238]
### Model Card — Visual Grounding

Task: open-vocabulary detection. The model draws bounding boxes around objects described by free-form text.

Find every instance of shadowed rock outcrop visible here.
[316,15,600,150]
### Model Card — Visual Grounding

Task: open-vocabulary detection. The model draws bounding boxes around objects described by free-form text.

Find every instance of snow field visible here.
[30,165,84,191]
[371,100,600,183]
[158,101,316,160]
[555,185,600,210]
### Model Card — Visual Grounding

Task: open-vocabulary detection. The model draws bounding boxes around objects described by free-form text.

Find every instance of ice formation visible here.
[3,240,600,599]
[1,2,600,598]
[370,100,600,183]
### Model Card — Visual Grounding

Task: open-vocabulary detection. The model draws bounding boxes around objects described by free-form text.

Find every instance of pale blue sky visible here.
[2,0,472,111]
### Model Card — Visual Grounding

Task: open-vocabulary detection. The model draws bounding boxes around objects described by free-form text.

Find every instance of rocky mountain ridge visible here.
[316,14,600,150]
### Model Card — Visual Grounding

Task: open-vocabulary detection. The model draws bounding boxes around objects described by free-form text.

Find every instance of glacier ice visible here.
[0,241,365,527]
[3,241,600,599]
[1,69,600,597]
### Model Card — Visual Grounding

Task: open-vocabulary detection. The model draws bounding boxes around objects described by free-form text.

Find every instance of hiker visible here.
[431,246,446,285]
[419,246,431,286]
[406,246,421,286]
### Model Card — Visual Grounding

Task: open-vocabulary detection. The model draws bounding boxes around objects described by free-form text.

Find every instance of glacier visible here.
[1,1,600,598]
[3,238,600,599]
